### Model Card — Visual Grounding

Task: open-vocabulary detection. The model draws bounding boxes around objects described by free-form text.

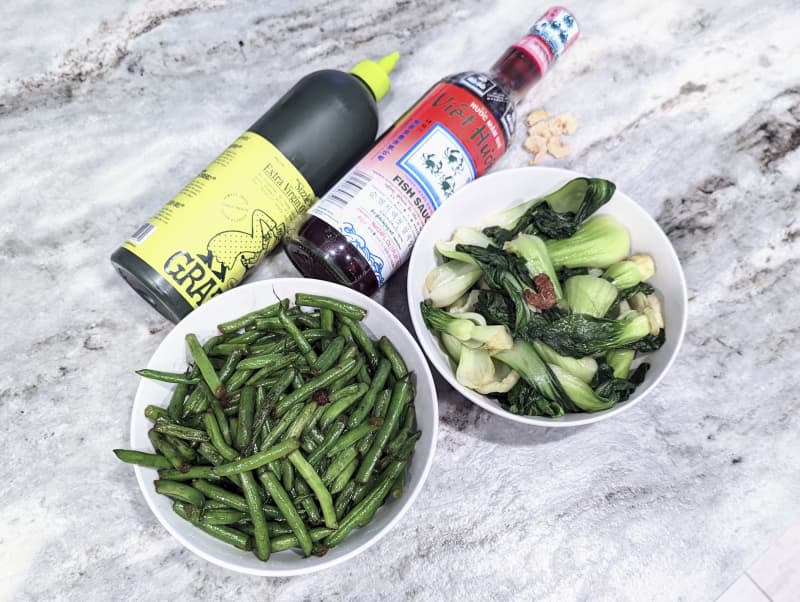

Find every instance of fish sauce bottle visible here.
[111,52,400,322]
[283,7,579,295]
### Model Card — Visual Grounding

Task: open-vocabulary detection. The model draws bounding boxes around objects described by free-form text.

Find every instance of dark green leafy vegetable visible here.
[518,312,652,357]
[483,178,616,244]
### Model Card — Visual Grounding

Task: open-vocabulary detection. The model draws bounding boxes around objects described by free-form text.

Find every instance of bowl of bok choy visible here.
[407,167,687,427]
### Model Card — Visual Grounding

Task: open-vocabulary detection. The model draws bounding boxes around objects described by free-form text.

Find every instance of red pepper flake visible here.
[524,274,557,309]
[312,389,329,405]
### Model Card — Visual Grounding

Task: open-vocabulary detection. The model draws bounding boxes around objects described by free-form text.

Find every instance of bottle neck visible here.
[489,45,545,102]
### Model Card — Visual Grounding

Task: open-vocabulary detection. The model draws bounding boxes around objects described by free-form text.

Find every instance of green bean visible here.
[347,359,391,428]
[305,425,325,445]
[373,389,392,419]
[338,323,354,345]
[278,309,318,368]
[303,405,327,439]
[249,338,293,356]
[204,499,232,510]
[273,358,358,416]
[249,370,296,450]
[357,432,375,457]
[208,397,232,446]
[202,334,227,355]
[330,456,359,495]
[270,528,334,553]
[330,356,364,393]
[295,312,321,330]
[387,405,416,456]
[186,333,225,399]
[201,508,247,525]
[356,378,412,484]
[319,383,369,429]
[217,300,286,333]
[167,383,189,421]
[166,435,198,461]
[326,420,382,459]
[218,348,247,384]
[212,439,299,477]
[378,336,408,379]
[338,315,379,370]
[209,342,250,356]
[193,479,247,511]
[358,363,371,385]
[113,449,172,469]
[236,352,298,372]
[281,458,294,491]
[265,521,294,536]
[254,316,284,331]
[234,386,255,452]
[173,501,252,551]
[197,441,226,466]
[154,421,209,442]
[323,447,358,487]
[144,405,170,422]
[293,476,322,524]
[352,473,378,504]
[259,471,313,556]
[390,472,405,499]
[154,480,205,508]
[287,450,337,529]
[136,369,199,385]
[324,459,406,547]
[158,466,217,481]
[226,330,263,345]
[292,371,305,390]
[320,308,334,333]
[283,401,318,442]
[334,480,357,520]
[306,420,346,466]
[181,382,211,417]
[239,471,270,560]
[295,293,366,321]
[300,436,317,454]
[260,403,303,449]
[202,412,238,461]
[311,336,345,374]
[223,403,240,417]
[148,430,186,470]
[225,368,253,393]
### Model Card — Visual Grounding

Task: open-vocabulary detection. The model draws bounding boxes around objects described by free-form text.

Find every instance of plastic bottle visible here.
[283,7,579,295]
[111,52,400,322]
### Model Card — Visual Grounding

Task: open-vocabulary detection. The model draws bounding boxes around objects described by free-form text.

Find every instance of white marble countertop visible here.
[2,0,799,600]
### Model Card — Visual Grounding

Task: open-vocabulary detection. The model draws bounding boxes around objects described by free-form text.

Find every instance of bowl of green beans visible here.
[119,278,438,576]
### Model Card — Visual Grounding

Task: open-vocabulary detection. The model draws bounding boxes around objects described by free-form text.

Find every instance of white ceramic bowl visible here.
[407,166,687,427]
[130,278,438,576]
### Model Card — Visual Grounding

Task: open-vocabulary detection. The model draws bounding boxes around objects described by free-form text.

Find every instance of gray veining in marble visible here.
[1,0,799,600]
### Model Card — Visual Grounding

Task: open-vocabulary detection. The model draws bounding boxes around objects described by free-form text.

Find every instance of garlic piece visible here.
[546,137,571,158]
[525,110,551,126]
[528,120,553,138]
[549,112,578,135]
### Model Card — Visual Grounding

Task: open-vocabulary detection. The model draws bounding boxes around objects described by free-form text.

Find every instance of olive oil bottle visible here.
[111,52,399,322]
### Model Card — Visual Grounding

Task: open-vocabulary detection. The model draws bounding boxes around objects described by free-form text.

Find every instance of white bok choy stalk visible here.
[453,345,520,394]
[425,260,482,308]
[419,303,512,352]
[435,227,494,264]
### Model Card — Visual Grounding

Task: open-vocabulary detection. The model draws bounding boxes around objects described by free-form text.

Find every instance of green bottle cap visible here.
[350,52,400,101]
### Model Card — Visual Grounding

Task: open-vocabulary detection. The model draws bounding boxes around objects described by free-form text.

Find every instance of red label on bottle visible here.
[308,81,508,285]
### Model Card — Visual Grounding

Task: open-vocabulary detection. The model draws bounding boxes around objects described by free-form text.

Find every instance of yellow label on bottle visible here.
[123,132,315,308]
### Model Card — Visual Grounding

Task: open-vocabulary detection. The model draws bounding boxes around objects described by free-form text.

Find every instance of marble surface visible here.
[2,0,799,599]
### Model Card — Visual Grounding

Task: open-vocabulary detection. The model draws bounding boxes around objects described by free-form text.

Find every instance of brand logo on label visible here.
[162,209,285,306]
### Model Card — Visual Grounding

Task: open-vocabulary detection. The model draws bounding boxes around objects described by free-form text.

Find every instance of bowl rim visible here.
[130,277,439,576]
[407,166,688,427]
